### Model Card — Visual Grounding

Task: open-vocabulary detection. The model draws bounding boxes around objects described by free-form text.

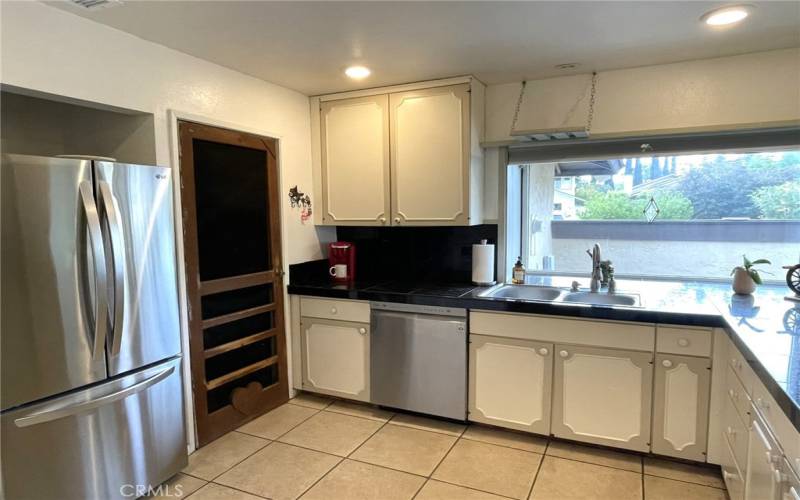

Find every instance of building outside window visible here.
[514,150,800,281]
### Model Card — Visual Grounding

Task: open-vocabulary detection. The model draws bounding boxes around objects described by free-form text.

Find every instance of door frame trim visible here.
[168,110,292,453]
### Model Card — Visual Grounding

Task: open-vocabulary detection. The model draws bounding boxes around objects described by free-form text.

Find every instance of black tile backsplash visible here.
[335,225,498,283]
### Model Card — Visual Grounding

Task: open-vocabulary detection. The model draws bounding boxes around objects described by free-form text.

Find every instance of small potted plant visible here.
[731,255,771,295]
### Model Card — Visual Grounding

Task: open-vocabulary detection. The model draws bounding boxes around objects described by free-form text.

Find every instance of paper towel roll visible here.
[472,240,496,285]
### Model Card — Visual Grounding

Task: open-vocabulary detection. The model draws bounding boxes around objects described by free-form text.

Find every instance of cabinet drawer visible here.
[721,437,745,500]
[470,312,654,351]
[300,297,370,323]
[726,365,751,424]
[722,390,748,472]
[751,379,800,475]
[728,341,755,395]
[656,326,711,357]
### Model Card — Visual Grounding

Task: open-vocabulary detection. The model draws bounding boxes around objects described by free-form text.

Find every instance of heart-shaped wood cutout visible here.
[230,381,264,415]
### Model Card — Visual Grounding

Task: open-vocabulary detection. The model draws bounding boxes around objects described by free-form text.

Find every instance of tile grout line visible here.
[526,438,550,500]
[426,432,462,480]
[345,416,392,459]
[642,472,727,490]
[427,477,521,500]
[292,404,392,499]
[294,455,345,500]
[204,481,274,500]
[641,456,646,500]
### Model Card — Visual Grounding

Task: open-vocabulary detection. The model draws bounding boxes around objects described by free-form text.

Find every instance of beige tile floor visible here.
[166,394,727,500]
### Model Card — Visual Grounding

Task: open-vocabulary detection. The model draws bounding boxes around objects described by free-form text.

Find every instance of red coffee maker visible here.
[328,242,356,284]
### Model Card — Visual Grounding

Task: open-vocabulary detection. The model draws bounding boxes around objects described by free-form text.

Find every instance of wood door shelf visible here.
[201,303,277,329]
[204,329,278,360]
[200,271,275,296]
[205,355,279,391]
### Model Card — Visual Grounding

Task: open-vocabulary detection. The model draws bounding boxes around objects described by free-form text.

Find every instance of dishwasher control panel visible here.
[370,302,467,317]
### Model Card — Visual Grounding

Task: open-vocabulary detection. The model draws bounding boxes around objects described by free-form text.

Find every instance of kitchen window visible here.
[509,149,800,282]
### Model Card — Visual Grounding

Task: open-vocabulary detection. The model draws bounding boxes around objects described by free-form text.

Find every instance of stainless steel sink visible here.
[479,284,564,301]
[561,291,640,307]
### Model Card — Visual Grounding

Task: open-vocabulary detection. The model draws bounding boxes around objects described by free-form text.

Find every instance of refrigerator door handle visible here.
[98,180,126,356]
[78,181,109,360]
[13,365,175,428]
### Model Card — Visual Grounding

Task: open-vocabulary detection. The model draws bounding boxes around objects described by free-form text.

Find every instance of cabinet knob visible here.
[394,217,401,224]
[662,359,673,368]
[729,389,737,400]
[559,350,569,358]
[330,307,337,314]
[727,426,736,438]
[757,398,770,410]
[538,348,549,356]
[677,338,690,347]
[723,471,737,482]
[358,327,367,335]
[379,217,386,224]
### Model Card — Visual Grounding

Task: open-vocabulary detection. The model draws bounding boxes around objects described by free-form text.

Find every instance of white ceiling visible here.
[49,1,800,96]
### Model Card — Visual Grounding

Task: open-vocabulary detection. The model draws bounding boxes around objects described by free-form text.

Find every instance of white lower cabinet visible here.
[468,335,552,434]
[300,316,369,402]
[551,344,653,452]
[651,354,711,461]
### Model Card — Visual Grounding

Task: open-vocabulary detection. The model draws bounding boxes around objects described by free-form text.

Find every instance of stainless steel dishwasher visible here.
[370,302,467,420]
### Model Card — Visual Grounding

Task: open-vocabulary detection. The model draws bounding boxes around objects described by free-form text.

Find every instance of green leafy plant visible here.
[732,255,772,284]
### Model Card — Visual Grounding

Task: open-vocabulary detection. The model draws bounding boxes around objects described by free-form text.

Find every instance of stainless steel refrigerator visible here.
[1,154,187,500]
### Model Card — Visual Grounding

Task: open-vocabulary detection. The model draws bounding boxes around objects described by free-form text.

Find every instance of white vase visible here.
[732,267,756,295]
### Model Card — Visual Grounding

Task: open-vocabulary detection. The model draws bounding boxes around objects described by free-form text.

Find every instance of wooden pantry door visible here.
[179,120,288,446]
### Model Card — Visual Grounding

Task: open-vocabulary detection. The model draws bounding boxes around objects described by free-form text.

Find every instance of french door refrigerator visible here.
[1,154,187,500]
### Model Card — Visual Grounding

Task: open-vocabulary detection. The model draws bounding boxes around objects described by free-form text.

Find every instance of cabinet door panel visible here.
[469,335,552,434]
[552,344,653,452]
[321,95,390,225]
[389,84,470,225]
[652,354,711,461]
[300,317,369,401]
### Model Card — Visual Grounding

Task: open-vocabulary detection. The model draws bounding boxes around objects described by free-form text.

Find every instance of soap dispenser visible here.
[512,256,526,284]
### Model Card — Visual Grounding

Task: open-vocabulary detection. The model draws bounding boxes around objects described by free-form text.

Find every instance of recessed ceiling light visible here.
[701,5,752,26]
[345,66,371,79]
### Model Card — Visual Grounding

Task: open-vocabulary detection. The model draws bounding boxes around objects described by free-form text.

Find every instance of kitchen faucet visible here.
[587,244,602,292]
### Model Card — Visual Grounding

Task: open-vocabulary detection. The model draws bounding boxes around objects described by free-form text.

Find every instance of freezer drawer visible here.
[1,357,187,500]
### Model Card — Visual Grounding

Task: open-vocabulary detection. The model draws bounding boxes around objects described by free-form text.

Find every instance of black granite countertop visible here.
[288,261,800,431]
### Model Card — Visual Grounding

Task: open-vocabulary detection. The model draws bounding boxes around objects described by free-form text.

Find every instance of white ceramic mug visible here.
[329,264,348,279]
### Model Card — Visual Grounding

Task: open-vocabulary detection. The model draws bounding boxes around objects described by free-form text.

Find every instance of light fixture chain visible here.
[586,71,598,134]
[510,80,527,136]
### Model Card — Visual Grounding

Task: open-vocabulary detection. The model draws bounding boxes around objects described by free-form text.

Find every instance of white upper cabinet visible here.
[551,344,653,452]
[320,95,390,225]
[390,84,470,225]
[312,77,484,226]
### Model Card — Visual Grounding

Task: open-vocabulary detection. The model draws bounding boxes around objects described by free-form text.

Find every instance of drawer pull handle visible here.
[677,338,690,347]
[726,426,736,438]
[538,348,549,356]
[729,389,737,400]
[358,327,367,335]
[662,359,673,368]
[559,350,569,358]
[723,471,737,482]
[330,307,337,314]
